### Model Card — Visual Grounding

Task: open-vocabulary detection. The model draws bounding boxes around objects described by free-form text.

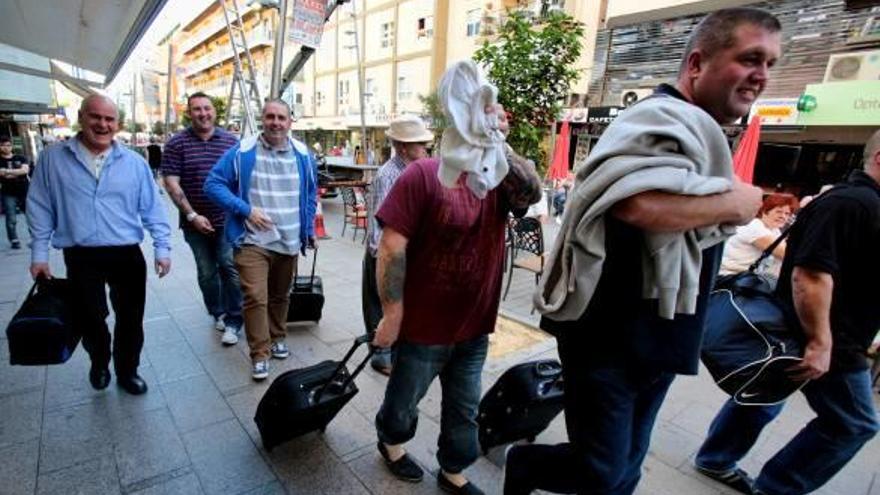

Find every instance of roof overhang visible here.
[0,0,168,85]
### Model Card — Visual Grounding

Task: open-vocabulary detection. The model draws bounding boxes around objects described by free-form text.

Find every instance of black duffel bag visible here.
[287,247,324,323]
[702,229,808,406]
[6,277,79,365]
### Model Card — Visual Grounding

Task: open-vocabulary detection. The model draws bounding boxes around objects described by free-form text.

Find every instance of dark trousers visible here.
[362,250,392,367]
[504,331,675,495]
[2,191,24,242]
[63,245,147,377]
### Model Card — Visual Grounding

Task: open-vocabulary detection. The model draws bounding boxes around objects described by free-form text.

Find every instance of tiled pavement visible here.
[0,196,878,495]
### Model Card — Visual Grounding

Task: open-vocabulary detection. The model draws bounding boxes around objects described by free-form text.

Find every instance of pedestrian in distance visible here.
[511,7,778,494]
[204,99,317,381]
[162,92,243,346]
[362,115,434,376]
[27,94,172,395]
[0,135,30,249]
[693,129,880,495]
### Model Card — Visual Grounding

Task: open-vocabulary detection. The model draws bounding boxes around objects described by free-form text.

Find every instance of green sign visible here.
[796,81,880,126]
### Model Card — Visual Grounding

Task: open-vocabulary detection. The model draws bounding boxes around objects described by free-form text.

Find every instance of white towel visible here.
[437,60,508,198]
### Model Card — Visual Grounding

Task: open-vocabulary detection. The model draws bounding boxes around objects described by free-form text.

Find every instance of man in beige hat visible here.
[362,114,434,375]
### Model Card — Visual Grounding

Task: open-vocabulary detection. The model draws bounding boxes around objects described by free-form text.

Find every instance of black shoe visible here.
[117,374,148,395]
[10,240,20,249]
[438,473,485,495]
[377,442,424,482]
[695,465,755,494]
[89,366,111,390]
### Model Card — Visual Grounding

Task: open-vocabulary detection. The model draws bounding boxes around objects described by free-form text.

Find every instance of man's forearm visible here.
[792,267,834,349]
[500,149,542,209]
[377,248,406,316]
[163,177,195,214]
[612,190,745,232]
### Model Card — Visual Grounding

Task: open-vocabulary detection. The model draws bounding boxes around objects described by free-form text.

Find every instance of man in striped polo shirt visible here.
[204,100,317,380]
[162,92,243,345]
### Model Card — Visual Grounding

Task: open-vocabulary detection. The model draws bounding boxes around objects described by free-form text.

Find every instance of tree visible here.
[473,10,584,171]
[180,95,227,127]
[151,121,166,136]
[418,91,448,150]
[118,108,126,129]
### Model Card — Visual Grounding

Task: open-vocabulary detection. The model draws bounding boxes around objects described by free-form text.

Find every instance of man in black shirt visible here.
[0,136,30,249]
[504,8,776,495]
[694,130,880,495]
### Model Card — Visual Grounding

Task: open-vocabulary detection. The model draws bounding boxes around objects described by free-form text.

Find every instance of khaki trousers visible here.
[234,245,297,362]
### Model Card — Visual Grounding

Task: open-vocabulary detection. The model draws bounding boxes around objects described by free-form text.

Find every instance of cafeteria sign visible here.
[289,0,327,49]
[750,98,799,125]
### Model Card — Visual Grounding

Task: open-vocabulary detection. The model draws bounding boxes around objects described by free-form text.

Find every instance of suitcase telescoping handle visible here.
[293,245,319,289]
[313,332,376,403]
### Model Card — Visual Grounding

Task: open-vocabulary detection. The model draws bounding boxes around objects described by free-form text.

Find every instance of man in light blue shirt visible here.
[27,95,171,396]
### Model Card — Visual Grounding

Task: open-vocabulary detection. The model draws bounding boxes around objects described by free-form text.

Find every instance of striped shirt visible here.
[243,137,301,255]
[161,127,238,228]
[366,155,407,257]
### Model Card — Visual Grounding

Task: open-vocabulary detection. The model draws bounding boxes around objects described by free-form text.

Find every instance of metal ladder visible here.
[219,0,262,137]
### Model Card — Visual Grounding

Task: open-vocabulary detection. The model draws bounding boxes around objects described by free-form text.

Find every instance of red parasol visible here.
[732,115,762,184]
[546,120,571,181]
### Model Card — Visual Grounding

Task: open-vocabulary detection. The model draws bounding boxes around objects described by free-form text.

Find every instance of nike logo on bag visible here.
[739,392,761,398]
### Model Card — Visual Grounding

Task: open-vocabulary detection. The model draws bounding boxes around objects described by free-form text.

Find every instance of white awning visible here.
[0,0,168,84]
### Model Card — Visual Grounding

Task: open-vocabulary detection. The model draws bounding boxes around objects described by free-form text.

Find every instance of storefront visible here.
[750,81,880,196]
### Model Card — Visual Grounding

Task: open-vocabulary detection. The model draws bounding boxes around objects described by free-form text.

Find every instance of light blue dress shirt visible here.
[26,137,171,264]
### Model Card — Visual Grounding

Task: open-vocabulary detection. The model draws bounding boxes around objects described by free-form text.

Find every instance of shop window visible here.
[466,9,481,37]
[381,22,395,48]
[417,16,434,39]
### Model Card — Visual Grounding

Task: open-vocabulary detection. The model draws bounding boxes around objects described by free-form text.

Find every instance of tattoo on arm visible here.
[379,251,406,304]
[501,149,543,209]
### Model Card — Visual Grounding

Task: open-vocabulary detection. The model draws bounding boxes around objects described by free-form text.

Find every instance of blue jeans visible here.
[696,369,879,495]
[182,227,243,327]
[375,335,489,473]
[504,331,676,495]
[2,192,22,243]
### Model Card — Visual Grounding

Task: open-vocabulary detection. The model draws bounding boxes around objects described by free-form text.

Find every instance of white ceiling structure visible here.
[0,0,168,85]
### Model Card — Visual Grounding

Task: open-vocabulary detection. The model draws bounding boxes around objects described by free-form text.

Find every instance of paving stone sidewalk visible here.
[0,196,877,495]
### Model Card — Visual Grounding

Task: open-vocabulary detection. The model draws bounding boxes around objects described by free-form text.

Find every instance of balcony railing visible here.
[183,28,274,77]
[180,3,260,54]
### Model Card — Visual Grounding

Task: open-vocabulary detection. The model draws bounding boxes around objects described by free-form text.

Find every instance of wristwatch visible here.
[186,211,199,222]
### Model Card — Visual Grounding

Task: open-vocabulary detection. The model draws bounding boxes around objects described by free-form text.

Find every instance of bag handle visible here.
[748,224,791,273]
[293,245,318,288]
[313,332,376,403]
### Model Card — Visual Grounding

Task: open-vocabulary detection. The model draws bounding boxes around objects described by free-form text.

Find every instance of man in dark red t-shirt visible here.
[372,105,541,494]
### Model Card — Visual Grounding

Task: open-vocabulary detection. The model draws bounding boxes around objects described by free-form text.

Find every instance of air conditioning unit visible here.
[619,88,654,107]
[823,49,880,83]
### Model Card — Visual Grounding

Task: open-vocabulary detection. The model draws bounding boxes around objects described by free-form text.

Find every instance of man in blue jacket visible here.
[27,95,171,395]
[204,99,317,381]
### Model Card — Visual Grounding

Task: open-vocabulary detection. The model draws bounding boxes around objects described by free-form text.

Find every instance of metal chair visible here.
[502,216,545,301]
[341,187,367,243]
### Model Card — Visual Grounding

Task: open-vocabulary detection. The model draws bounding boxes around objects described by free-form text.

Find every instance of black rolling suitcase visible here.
[478,359,565,454]
[287,248,324,323]
[255,333,375,451]
[6,278,78,365]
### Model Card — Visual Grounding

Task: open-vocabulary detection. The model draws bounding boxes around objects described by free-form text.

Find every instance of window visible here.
[417,16,434,39]
[315,91,325,108]
[466,9,481,37]
[295,93,303,104]
[364,78,376,105]
[381,22,394,48]
[397,76,412,101]
[338,80,350,106]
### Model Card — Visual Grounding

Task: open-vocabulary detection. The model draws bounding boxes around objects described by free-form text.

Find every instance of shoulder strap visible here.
[747,225,791,273]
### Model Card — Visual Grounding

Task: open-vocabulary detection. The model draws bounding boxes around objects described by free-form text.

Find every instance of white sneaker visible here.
[271,341,290,359]
[252,360,269,381]
[213,316,226,332]
[221,327,239,346]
